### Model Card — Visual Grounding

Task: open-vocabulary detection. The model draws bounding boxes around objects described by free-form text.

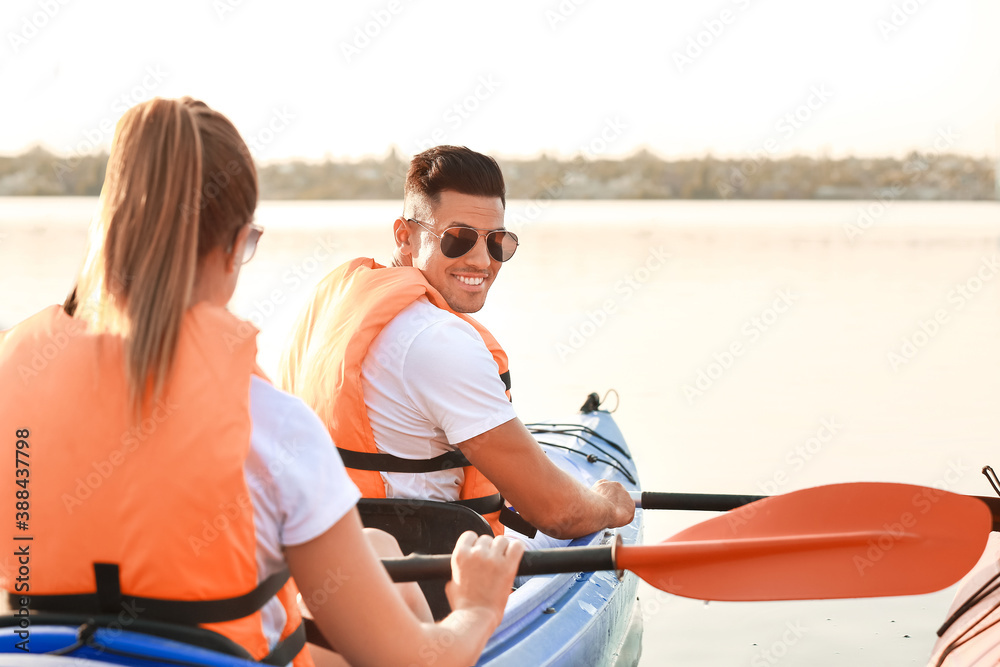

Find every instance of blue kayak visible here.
[479,406,644,666]
[0,399,644,666]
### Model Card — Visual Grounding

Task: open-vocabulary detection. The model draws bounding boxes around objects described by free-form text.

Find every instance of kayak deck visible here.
[478,408,644,667]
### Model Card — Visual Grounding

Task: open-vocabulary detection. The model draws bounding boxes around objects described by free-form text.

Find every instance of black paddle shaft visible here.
[641,492,765,512]
[382,545,617,582]
[640,492,1000,532]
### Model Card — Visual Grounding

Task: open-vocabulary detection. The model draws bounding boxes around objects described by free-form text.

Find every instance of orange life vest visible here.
[280,258,527,537]
[0,304,310,666]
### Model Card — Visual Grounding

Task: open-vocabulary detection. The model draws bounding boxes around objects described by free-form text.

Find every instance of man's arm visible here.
[456,417,635,539]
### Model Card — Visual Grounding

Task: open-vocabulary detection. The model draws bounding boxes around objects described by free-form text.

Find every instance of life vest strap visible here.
[497,505,538,538]
[449,492,502,515]
[303,616,331,650]
[94,562,121,613]
[439,494,538,538]
[336,447,472,473]
[261,619,306,666]
[25,563,292,625]
[336,442,538,537]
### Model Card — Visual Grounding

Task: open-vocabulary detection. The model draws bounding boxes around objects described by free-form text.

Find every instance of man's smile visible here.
[455,274,487,288]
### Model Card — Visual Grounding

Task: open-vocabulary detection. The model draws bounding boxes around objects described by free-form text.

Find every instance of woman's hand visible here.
[289,514,526,667]
[445,531,525,627]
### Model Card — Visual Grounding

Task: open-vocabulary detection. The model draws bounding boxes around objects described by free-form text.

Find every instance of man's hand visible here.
[591,479,636,528]
[458,418,638,538]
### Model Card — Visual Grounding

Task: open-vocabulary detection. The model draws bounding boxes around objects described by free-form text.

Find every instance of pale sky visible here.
[2,0,998,162]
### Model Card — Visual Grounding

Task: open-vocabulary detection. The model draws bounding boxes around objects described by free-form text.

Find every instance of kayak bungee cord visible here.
[524,389,630,458]
[527,421,636,484]
[532,438,636,485]
[984,465,1000,497]
[526,423,633,460]
[47,622,96,656]
[528,425,632,465]
[932,570,1000,666]
[929,465,1000,665]
[43,620,202,666]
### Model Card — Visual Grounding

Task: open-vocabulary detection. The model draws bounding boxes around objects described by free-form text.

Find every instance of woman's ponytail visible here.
[71,97,257,416]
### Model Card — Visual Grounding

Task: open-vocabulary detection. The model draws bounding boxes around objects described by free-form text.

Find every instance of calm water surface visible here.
[3,197,1000,666]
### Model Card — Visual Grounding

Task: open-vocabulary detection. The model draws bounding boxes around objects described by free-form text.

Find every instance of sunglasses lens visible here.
[440,227,480,258]
[436,226,518,262]
[242,228,262,264]
[487,231,518,262]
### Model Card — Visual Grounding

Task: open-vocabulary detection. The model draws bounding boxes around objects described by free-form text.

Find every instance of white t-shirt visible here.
[361,297,517,501]
[246,376,361,652]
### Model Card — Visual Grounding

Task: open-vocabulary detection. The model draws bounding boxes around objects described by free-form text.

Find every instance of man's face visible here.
[401,190,506,314]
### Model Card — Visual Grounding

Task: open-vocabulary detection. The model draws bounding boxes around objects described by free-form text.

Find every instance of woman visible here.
[0,97,522,666]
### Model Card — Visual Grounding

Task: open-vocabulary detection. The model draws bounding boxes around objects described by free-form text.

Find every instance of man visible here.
[280,145,634,540]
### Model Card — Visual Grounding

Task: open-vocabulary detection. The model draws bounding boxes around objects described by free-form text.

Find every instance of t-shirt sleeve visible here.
[401,318,517,445]
[249,378,362,548]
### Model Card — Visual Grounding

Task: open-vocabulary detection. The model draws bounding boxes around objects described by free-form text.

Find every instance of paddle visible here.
[633,491,1000,532]
[381,482,991,602]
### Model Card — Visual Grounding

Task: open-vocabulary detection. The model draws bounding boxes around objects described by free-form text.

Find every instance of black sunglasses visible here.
[406,218,519,263]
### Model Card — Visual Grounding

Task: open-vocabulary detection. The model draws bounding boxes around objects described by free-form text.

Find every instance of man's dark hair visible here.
[403,145,506,218]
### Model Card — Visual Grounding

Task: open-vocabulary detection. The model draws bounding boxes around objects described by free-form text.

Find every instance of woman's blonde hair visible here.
[68,97,257,414]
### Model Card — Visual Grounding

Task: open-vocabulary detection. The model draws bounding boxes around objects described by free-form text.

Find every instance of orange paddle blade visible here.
[618,482,991,601]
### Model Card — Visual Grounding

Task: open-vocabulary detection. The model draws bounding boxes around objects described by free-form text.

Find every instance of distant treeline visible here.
[1,146,995,200]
